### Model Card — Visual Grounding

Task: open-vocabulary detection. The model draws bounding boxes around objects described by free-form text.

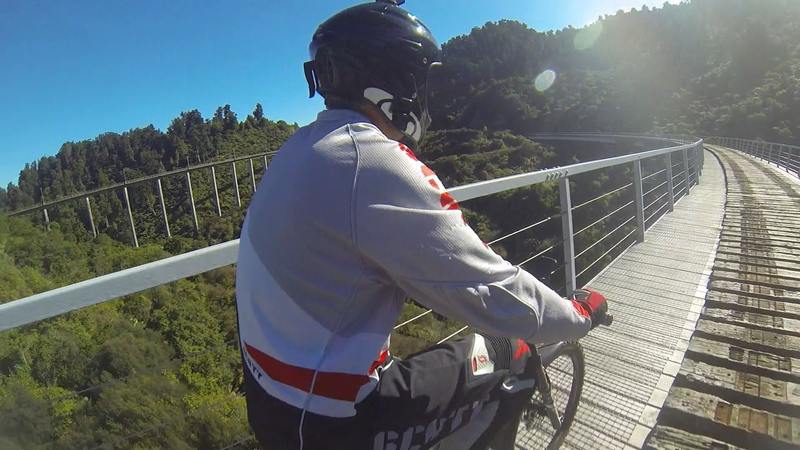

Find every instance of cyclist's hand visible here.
[571,288,608,329]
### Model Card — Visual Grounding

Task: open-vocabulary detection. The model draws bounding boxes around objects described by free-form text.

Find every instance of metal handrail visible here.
[0,137,704,332]
[7,151,277,217]
[449,141,700,202]
[707,136,799,177]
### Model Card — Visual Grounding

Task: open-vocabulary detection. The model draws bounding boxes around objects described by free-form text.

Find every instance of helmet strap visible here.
[303,61,318,98]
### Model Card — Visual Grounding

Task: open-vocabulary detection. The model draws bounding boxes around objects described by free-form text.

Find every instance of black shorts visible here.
[243,334,537,450]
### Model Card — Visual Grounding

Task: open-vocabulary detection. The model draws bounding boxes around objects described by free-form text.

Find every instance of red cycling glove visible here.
[570,288,609,329]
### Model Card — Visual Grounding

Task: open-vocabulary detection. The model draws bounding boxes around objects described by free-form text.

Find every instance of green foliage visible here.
[0,214,247,449]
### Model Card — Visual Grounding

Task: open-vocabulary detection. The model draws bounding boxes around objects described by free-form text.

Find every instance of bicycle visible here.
[489,312,614,450]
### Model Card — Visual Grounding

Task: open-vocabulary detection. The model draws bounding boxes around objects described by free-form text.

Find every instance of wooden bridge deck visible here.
[517,147,727,449]
[645,146,800,450]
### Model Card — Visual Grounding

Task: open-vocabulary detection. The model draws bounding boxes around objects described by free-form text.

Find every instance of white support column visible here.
[123,186,139,248]
[249,159,257,192]
[232,162,242,208]
[186,171,199,231]
[633,160,646,242]
[211,166,222,216]
[157,178,171,238]
[85,196,97,238]
[42,208,50,231]
[559,177,576,295]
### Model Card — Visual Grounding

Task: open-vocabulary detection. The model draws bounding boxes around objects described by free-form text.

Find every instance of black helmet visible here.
[304,0,441,148]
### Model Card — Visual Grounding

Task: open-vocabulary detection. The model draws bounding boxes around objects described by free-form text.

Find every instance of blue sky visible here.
[0,0,678,187]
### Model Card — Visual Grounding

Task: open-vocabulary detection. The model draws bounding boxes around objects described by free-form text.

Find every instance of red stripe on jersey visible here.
[245,343,369,402]
[440,192,460,210]
[398,143,418,161]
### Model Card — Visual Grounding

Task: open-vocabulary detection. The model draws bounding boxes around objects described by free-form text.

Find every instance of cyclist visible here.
[235,1,609,448]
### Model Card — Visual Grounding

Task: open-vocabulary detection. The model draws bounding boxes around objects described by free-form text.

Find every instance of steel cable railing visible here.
[572,201,634,238]
[576,229,638,279]
[7,151,278,247]
[486,213,561,246]
[574,216,636,260]
[646,201,672,224]
[641,168,667,182]
[643,179,669,199]
[570,182,632,211]
[707,136,799,177]
[645,191,670,212]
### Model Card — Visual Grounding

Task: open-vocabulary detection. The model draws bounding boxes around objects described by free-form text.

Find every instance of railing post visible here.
[665,154,675,212]
[633,160,646,242]
[85,196,97,238]
[157,178,171,238]
[559,177,576,294]
[683,148,691,195]
[249,158,257,192]
[263,155,269,174]
[186,171,199,231]
[695,144,701,185]
[232,162,242,208]
[211,166,222,216]
[123,186,139,248]
[779,145,787,170]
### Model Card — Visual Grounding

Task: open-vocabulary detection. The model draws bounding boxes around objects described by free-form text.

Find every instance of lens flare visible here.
[534,69,557,92]
[574,21,604,51]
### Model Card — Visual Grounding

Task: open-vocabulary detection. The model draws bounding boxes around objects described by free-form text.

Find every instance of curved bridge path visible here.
[518,148,727,449]
[646,146,800,450]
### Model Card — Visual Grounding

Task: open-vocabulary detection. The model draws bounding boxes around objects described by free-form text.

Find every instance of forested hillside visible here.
[431,0,800,141]
[2,0,799,448]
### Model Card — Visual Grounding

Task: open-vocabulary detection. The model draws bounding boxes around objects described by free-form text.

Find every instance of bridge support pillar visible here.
[232,162,242,208]
[123,186,139,248]
[157,178,171,238]
[42,208,50,231]
[85,196,97,238]
[559,177,576,294]
[633,161,646,243]
[186,172,199,232]
[249,159,257,192]
[211,166,222,216]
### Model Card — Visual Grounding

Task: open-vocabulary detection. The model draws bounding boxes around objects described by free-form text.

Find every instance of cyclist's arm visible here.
[353,130,591,343]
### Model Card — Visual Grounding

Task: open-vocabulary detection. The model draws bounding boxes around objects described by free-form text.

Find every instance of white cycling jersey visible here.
[235,109,591,418]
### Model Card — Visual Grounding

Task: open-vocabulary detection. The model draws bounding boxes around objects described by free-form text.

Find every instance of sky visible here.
[0,0,679,187]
